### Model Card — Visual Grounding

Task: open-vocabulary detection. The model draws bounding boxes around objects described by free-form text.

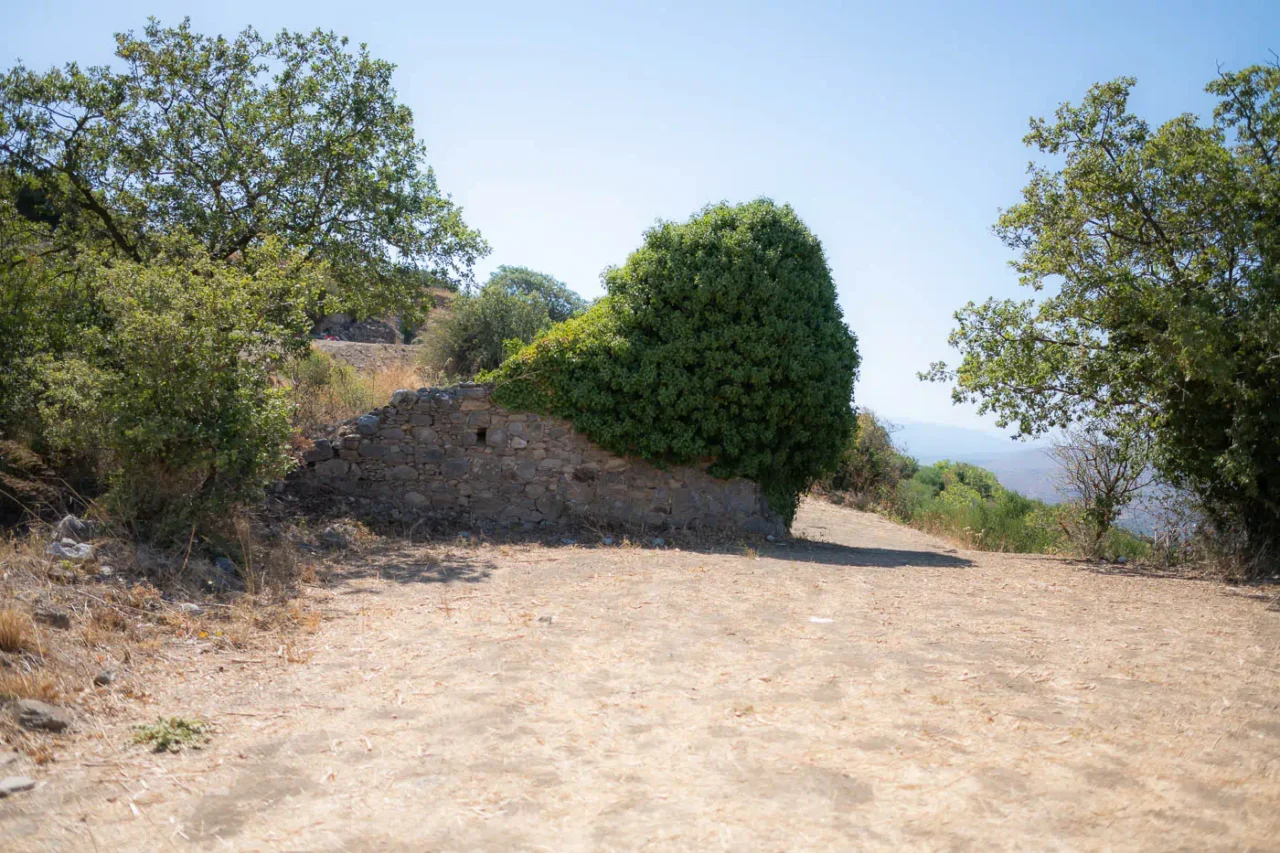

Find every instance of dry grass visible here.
[284,351,433,435]
[367,364,432,403]
[0,530,50,577]
[0,608,36,653]
[0,511,325,770]
[0,670,60,702]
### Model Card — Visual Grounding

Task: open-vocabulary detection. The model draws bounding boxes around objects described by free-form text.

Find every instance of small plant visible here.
[0,671,59,702]
[0,608,35,653]
[133,716,210,752]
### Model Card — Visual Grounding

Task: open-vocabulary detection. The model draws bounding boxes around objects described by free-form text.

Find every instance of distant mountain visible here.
[889,420,1044,466]
[886,420,1062,503]
[884,418,1157,533]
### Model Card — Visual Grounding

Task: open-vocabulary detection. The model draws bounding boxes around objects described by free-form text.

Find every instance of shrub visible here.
[91,239,317,531]
[821,411,918,508]
[487,200,860,525]
[422,284,553,378]
[901,461,1061,552]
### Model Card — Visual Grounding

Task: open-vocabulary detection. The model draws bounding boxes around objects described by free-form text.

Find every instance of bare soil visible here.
[311,341,424,376]
[3,500,1278,851]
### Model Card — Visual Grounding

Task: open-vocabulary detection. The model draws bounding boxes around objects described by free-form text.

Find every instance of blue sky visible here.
[3,1,1275,430]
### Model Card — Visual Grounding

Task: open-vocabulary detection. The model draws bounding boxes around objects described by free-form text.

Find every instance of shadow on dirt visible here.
[773,540,973,569]
[323,549,496,586]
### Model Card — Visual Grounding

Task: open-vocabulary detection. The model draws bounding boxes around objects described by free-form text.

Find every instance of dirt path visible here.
[5,501,1279,851]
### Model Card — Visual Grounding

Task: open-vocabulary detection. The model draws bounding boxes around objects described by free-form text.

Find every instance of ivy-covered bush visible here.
[485,200,860,525]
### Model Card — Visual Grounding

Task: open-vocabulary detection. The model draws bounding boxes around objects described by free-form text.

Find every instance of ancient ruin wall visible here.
[294,384,784,536]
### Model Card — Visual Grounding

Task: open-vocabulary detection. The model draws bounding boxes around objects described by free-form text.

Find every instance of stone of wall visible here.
[293,384,784,537]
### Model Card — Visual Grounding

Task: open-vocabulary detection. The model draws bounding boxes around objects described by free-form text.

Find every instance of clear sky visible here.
[3,1,1275,430]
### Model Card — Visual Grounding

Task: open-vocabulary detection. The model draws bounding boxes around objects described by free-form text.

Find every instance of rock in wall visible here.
[293,384,784,536]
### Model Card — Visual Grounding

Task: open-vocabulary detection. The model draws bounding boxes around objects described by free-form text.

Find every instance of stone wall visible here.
[293,384,784,536]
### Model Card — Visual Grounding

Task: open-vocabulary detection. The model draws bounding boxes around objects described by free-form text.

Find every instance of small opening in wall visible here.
[476,428,487,444]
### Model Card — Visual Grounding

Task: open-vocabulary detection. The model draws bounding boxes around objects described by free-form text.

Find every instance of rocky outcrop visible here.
[292,384,784,536]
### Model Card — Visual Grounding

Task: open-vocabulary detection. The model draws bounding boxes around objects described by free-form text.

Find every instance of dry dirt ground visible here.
[310,341,423,375]
[3,500,1279,851]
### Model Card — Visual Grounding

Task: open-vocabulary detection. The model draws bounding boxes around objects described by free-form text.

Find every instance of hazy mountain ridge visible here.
[887,419,1157,534]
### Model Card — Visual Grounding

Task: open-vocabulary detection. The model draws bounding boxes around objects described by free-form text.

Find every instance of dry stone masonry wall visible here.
[294,384,784,536]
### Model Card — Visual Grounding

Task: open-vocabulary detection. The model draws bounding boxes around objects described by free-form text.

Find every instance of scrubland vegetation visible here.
[818,412,1150,561]
[926,67,1280,577]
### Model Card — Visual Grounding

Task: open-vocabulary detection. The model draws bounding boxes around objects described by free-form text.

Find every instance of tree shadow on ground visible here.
[761,539,973,569]
[1075,560,1236,582]
[1064,561,1278,608]
[312,527,972,590]
[323,547,495,587]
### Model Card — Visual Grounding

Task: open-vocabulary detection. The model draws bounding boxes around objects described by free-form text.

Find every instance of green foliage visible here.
[486,200,860,525]
[283,350,380,433]
[0,18,487,321]
[896,462,1070,554]
[424,283,554,378]
[94,237,318,529]
[133,716,209,752]
[924,66,1280,575]
[821,411,918,508]
[484,265,588,322]
[0,184,93,447]
[0,202,318,532]
[818,418,1150,558]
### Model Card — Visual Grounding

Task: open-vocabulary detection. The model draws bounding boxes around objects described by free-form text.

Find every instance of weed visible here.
[0,670,60,702]
[0,608,35,653]
[24,741,55,765]
[133,717,210,752]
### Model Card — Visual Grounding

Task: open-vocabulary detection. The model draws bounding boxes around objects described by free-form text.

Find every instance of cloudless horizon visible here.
[4,1,1275,432]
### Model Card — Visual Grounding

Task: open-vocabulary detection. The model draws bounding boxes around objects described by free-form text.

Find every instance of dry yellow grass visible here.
[0,669,59,702]
[285,353,433,435]
[0,608,35,653]
[366,363,429,404]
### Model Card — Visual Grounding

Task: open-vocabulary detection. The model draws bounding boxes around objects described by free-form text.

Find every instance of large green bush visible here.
[486,200,860,525]
[0,216,319,532]
[92,239,318,529]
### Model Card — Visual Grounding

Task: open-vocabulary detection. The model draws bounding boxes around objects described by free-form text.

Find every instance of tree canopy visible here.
[925,64,1280,574]
[484,265,588,323]
[423,283,553,378]
[487,199,860,525]
[0,18,487,321]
